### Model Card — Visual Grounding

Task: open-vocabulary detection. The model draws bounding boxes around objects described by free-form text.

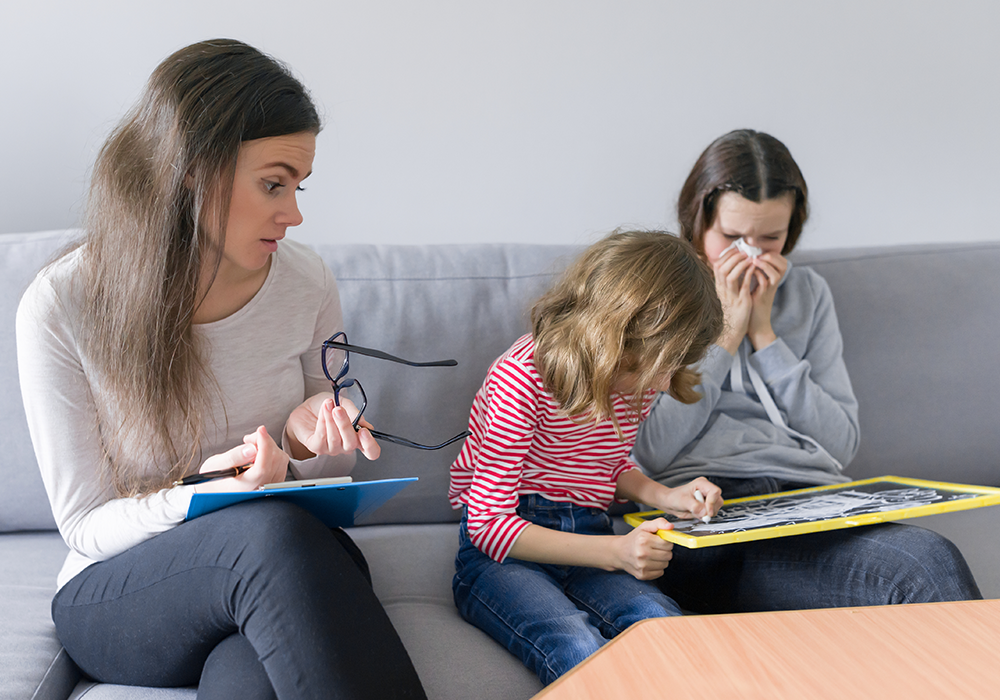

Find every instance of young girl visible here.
[449,230,724,684]
[633,129,980,612]
[16,40,424,698]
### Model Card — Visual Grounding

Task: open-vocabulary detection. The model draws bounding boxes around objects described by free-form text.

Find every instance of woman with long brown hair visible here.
[16,39,424,698]
[633,129,980,611]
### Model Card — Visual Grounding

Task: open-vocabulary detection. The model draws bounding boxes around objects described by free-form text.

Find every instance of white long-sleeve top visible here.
[16,239,351,589]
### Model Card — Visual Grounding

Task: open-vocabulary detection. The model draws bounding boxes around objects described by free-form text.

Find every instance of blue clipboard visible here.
[186,477,417,528]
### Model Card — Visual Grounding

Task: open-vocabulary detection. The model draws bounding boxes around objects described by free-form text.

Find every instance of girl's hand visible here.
[284,392,380,462]
[658,477,722,522]
[713,247,755,355]
[194,425,289,493]
[747,252,789,351]
[612,517,675,580]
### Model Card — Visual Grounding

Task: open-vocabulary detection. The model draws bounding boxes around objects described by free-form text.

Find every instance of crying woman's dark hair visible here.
[677,129,808,256]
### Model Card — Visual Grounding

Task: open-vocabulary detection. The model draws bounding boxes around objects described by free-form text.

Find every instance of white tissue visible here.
[722,237,762,258]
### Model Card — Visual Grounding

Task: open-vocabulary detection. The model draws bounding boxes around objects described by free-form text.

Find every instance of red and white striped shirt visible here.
[449,334,654,562]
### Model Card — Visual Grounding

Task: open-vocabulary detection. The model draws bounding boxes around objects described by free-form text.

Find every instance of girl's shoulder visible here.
[780,262,833,306]
[504,333,536,363]
[485,334,542,386]
[785,260,830,288]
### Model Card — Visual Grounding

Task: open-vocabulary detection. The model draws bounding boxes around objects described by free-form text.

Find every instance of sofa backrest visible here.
[323,243,580,524]
[792,243,1000,487]
[3,232,998,533]
[1,230,79,531]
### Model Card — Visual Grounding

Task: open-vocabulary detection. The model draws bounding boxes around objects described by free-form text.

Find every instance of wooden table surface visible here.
[533,599,1000,700]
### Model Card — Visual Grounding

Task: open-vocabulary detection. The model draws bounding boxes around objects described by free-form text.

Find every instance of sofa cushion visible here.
[0,532,80,700]
[348,523,544,699]
[68,684,195,699]
[792,243,1000,486]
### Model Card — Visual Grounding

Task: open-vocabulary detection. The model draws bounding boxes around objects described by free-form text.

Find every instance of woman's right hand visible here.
[284,394,380,462]
[713,247,755,355]
[611,517,675,581]
[193,425,289,493]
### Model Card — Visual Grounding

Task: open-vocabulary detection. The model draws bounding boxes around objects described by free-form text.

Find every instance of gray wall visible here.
[3,1,998,249]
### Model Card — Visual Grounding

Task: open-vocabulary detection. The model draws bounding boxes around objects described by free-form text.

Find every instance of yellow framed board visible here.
[624,476,1000,548]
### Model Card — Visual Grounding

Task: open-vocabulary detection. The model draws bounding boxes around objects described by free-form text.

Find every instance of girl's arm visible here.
[507,470,722,579]
[615,468,721,520]
[507,518,675,581]
[747,271,860,467]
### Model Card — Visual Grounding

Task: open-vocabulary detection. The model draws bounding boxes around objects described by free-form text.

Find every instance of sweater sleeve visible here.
[631,343,733,477]
[286,259,357,480]
[463,358,540,562]
[747,272,860,467]
[16,274,194,563]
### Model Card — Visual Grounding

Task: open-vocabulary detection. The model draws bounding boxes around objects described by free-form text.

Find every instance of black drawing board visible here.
[187,477,417,528]
[624,476,1000,548]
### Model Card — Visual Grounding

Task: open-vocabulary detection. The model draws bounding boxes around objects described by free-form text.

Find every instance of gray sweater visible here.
[633,262,859,488]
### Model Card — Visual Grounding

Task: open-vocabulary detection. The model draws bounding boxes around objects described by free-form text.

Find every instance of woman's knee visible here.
[199,634,276,700]
[865,524,981,602]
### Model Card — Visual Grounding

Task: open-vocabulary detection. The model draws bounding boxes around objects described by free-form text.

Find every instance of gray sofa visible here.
[3,229,999,700]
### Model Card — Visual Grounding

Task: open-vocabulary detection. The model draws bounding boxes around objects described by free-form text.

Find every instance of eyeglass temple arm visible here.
[323,340,458,367]
[367,428,471,451]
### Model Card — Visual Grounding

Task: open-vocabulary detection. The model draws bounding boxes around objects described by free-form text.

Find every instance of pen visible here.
[174,464,251,487]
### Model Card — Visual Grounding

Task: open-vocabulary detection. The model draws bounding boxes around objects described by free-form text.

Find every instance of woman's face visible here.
[221,131,317,275]
[700,191,795,264]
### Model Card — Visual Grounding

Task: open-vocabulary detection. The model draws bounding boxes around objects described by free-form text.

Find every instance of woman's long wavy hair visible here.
[76,39,320,497]
[531,230,723,437]
[678,129,809,256]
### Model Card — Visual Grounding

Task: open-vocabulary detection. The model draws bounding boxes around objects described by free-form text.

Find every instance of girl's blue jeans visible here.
[452,495,682,685]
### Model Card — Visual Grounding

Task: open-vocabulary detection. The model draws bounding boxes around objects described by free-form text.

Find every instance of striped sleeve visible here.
[611,456,640,486]
[463,355,541,562]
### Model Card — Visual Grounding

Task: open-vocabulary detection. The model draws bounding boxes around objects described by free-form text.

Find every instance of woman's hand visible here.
[656,477,722,522]
[611,518,675,580]
[284,392,380,462]
[193,425,288,493]
[713,247,755,355]
[747,252,789,351]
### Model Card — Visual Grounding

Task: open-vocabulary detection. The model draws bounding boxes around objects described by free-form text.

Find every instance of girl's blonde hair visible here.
[531,230,722,435]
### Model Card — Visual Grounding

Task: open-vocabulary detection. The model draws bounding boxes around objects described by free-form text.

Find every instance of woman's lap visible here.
[54,499,425,699]
[657,521,982,613]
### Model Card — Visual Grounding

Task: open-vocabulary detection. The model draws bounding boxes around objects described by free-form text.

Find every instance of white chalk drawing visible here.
[641,484,981,537]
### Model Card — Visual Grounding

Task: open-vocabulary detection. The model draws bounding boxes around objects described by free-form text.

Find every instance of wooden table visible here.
[533,599,1000,700]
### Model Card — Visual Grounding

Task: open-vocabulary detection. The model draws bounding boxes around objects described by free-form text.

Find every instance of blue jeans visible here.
[453,495,682,685]
[655,477,983,613]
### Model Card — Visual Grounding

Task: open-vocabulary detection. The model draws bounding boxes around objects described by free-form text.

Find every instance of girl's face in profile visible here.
[701,191,794,264]
[221,131,316,275]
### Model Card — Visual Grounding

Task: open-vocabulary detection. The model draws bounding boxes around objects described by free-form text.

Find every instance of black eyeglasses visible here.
[321,331,471,450]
